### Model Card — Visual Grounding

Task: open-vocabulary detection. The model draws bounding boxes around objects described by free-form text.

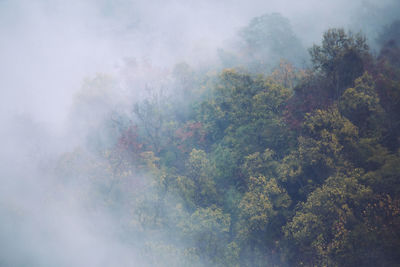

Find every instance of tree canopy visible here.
[57,23,400,266]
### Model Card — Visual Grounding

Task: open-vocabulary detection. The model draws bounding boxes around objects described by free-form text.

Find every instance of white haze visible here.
[0,0,399,266]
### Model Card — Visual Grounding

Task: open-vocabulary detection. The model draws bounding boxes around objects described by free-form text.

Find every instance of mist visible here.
[1,0,398,124]
[0,0,399,266]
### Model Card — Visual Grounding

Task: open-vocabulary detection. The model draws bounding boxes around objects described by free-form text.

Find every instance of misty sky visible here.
[0,0,398,130]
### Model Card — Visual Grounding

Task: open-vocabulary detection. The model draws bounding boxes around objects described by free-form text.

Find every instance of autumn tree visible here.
[284,171,371,266]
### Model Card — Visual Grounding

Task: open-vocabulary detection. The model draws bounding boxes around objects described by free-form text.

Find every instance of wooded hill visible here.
[57,17,400,266]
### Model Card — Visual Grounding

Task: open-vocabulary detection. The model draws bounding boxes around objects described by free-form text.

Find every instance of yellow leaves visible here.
[187,149,209,171]
[362,194,400,230]
[239,176,291,236]
[177,175,196,208]
[285,171,372,260]
[295,106,362,178]
[267,59,302,89]
[252,84,292,115]
[285,211,322,241]
[297,135,340,169]
[340,73,380,110]
[177,205,234,264]
[242,148,278,178]
[139,151,160,174]
[278,153,303,182]
[304,106,358,140]
[176,149,218,209]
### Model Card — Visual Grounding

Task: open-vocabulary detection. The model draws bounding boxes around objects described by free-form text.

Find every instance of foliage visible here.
[309,29,370,97]
[219,13,307,74]
[57,25,400,267]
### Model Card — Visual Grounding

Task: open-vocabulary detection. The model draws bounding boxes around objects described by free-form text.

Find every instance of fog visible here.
[1,0,398,126]
[0,0,399,266]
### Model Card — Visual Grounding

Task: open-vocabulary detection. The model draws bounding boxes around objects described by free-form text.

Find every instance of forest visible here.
[1,1,400,266]
[53,16,400,266]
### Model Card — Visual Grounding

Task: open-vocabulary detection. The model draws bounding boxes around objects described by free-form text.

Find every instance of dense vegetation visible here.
[57,16,400,266]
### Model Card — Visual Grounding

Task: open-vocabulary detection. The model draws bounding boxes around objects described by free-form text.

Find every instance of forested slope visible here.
[57,18,400,267]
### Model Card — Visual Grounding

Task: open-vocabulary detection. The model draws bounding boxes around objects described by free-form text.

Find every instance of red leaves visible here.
[117,125,144,154]
[175,122,206,153]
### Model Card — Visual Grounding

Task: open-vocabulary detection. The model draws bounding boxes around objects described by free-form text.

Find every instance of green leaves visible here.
[177,149,218,210]
[339,72,385,136]
[309,28,371,101]
[238,13,307,72]
[284,171,372,266]
[238,176,291,248]
[180,205,232,265]
[64,26,400,267]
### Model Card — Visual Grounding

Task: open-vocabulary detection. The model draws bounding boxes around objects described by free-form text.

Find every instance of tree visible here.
[375,38,400,150]
[177,149,218,210]
[238,176,291,241]
[237,175,291,266]
[279,107,359,200]
[309,28,370,99]
[267,59,304,89]
[180,205,233,265]
[339,72,384,137]
[241,148,278,179]
[133,92,166,154]
[239,13,306,72]
[284,171,372,266]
